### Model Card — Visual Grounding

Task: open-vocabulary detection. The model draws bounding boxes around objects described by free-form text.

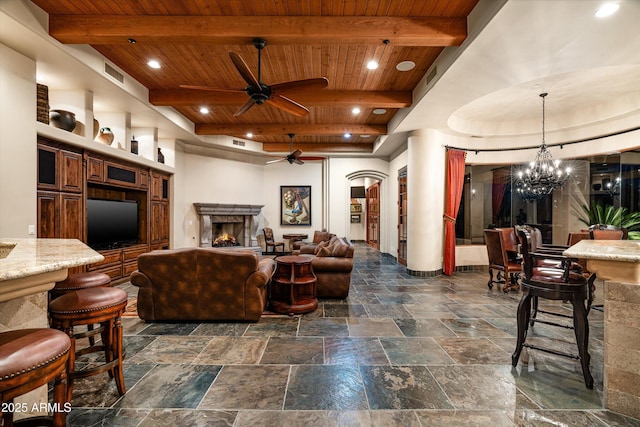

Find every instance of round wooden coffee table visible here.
[269,255,318,315]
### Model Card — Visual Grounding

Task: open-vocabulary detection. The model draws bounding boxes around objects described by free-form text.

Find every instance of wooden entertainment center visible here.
[37,136,171,283]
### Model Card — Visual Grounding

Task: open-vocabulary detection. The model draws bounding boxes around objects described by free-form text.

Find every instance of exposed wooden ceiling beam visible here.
[196,123,386,136]
[48,16,467,46]
[262,143,373,153]
[151,90,411,108]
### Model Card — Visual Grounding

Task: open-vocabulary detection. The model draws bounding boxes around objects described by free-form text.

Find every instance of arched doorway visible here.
[345,170,388,252]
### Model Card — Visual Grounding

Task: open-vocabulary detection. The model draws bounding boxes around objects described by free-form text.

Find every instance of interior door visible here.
[366,182,380,250]
[398,167,407,265]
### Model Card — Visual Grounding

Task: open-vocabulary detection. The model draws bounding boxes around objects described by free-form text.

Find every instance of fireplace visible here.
[193,203,263,252]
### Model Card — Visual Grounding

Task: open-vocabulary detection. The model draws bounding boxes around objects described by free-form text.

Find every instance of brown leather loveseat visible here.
[130,248,275,322]
[298,236,354,299]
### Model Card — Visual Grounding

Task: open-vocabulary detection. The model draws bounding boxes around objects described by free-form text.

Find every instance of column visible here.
[407,129,446,275]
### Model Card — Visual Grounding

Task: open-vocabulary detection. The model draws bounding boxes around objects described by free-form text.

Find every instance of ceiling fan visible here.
[266,134,325,165]
[180,38,328,117]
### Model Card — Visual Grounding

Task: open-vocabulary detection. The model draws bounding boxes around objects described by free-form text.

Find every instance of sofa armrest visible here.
[247,258,276,286]
[299,244,317,254]
[130,270,151,288]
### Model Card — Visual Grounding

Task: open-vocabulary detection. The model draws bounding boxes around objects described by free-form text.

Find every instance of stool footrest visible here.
[70,358,119,380]
[531,318,574,329]
[523,343,580,360]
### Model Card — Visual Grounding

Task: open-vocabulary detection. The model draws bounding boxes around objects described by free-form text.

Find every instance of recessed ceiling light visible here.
[246,132,253,138]
[372,108,387,115]
[199,107,209,114]
[344,133,352,138]
[396,60,416,71]
[595,2,619,17]
[360,134,370,138]
[147,60,161,69]
[366,60,379,70]
[352,107,361,115]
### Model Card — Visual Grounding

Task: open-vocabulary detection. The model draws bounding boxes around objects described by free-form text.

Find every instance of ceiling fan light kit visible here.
[181,38,328,118]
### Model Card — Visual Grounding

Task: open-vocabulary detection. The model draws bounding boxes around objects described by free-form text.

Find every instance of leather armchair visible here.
[131,248,276,322]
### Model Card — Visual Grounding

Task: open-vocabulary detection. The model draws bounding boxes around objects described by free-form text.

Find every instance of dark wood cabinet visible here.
[37,137,171,283]
[37,141,82,193]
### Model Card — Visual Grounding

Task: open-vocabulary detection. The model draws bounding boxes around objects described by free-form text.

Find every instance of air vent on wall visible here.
[104,62,124,85]
[425,66,438,86]
[232,139,246,147]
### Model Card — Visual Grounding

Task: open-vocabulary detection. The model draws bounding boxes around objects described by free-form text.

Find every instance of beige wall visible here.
[0,43,37,238]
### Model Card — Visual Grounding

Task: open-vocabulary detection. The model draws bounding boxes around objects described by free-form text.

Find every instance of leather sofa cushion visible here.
[313,230,334,244]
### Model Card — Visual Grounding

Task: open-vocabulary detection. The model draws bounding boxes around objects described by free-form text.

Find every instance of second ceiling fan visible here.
[267,134,325,165]
[181,38,329,117]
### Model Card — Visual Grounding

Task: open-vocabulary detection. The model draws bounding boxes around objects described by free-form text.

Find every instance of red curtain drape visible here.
[443,149,467,276]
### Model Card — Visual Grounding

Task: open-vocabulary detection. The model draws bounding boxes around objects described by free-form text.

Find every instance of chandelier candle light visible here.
[515,93,572,202]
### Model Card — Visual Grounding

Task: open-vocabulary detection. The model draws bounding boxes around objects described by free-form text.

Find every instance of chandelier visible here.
[514,93,572,202]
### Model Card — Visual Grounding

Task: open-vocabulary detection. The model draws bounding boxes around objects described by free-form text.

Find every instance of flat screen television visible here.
[350,186,366,198]
[87,198,138,249]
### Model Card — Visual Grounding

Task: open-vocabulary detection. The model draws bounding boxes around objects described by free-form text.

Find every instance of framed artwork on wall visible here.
[281,185,311,225]
[351,214,361,223]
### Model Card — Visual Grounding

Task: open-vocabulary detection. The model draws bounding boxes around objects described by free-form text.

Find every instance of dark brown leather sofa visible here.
[298,236,354,299]
[130,248,275,322]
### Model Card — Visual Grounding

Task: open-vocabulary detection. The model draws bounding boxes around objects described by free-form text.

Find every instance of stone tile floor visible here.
[64,243,640,426]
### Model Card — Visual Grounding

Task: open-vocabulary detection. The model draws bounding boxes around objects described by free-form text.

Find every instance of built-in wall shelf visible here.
[36,122,174,174]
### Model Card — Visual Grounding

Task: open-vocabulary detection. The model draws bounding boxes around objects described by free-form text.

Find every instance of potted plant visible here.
[574,203,640,240]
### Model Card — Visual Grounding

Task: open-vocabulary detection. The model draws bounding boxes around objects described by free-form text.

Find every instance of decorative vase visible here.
[49,109,76,132]
[93,118,100,139]
[96,127,115,145]
[130,136,139,155]
[157,148,165,164]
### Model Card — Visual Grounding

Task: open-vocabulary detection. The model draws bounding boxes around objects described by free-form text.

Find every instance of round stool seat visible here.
[0,329,71,427]
[51,272,111,299]
[0,329,70,381]
[49,287,128,323]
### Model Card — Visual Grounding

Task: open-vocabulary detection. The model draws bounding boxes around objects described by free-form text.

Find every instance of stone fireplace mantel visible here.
[193,203,263,250]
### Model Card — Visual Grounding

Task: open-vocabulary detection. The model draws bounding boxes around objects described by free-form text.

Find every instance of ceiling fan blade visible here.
[299,156,326,161]
[270,78,329,96]
[266,158,286,164]
[294,159,305,165]
[267,95,310,117]
[229,52,261,88]
[179,85,245,93]
[233,98,257,116]
[290,149,303,159]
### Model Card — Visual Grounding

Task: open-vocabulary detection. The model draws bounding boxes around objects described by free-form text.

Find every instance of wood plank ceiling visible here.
[31,0,479,154]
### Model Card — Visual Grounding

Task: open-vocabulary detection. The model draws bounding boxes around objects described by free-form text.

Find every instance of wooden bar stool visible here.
[50,272,111,300]
[51,272,112,346]
[49,287,128,403]
[1,328,71,427]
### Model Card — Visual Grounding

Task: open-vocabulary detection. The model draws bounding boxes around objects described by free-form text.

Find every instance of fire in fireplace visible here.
[212,233,241,247]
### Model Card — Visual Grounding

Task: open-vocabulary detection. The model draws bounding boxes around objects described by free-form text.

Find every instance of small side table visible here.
[269,255,317,315]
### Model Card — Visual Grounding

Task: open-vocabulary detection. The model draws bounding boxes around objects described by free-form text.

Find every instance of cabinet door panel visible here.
[37,191,59,238]
[60,193,83,239]
[37,145,58,191]
[60,150,83,193]
[86,156,103,182]
[150,201,169,243]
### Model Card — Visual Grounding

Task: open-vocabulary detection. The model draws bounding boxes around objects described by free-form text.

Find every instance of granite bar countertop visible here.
[0,238,104,282]
[563,240,640,263]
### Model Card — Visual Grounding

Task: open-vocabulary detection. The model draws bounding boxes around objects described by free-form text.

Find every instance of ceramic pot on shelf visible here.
[157,148,165,164]
[49,109,76,132]
[96,127,115,145]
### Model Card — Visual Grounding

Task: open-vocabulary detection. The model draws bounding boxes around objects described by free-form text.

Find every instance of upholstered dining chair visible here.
[513,230,596,389]
[263,227,285,254]
[483,228,522,292]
